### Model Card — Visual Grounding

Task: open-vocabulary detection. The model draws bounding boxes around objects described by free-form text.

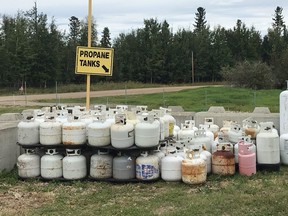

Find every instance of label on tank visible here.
[136,164,158,179]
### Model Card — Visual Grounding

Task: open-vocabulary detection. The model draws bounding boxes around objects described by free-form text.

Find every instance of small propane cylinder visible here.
[87,115,111,147]
[135,114,160,148]
[280,80,288,135]
[227,123,243,144]
[113,153,135,180]
[182,149,207,185]
[238,141,256,176]
[111,114,134,149]
[190,129,212,153]
[41,149,63,179]
[62,116,86,145]
[212,143,235,175]
[160,107,176,138]
[17,149,40,178]
[280,133,288,165]
[204,117,219,140]
[136,151,159,180]
[161,151,183,181]
[256,122,280,171]
[40,115,62,145]
[90,150,113,179]
[18,115,40,146]
[63,149,87,180]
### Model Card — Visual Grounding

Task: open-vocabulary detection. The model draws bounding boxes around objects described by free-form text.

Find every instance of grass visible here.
[1,167,288,215]
[37,86,281,113]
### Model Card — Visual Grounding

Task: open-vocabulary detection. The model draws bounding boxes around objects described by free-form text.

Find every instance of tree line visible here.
[0,5,287,89]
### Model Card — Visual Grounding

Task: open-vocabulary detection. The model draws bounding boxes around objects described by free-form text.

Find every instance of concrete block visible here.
[172,112,196,127]
[0,113,22,122]
[0,122,20,172]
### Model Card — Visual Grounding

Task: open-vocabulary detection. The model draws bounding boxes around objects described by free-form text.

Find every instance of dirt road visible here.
[0,85,209,106]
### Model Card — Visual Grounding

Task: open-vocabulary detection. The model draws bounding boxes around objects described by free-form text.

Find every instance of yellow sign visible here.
[75,46,114,76]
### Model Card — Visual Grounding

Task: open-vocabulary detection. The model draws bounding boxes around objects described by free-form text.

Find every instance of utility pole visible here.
[86,0,92,110]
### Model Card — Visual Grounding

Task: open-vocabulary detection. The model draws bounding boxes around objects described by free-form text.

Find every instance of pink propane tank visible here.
[238,140,256,176]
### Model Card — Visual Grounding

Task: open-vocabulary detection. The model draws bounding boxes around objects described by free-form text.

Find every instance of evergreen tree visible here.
[100,27,111,48]
[193,7,207,32]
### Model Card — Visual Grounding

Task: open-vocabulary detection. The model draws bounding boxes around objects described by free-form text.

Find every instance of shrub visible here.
[221,61,275,89]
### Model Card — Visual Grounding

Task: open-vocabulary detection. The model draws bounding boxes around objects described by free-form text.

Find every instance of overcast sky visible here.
[1,0,287,40]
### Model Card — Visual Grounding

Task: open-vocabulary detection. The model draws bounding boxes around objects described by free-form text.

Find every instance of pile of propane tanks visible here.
[16,103,285,185]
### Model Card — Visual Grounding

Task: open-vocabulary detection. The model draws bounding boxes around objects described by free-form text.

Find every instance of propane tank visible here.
[113,153,135,180]
[161,151,183,181]
[227,123,243,144]
[63,149,87,180]
[199,124,215,143]
[220,120,236,139]
[238,141,256,176]
[204,117,219,140]
[256,122,280,171]
[136,151,159,180]
[280,133,288,165]
[200,148,212,174]
[111,114,134,149]
[135,114,160,148]
[173,125,180,139]
[160,107,176,138]
[17,149,40,178]
[41,149,63,179]
[40,115,62,145]
[151,110,166,141]
[280,80,288,135]
[87,115,111,147]
[18,115,40,146]
[190,129,212,153]
[90,150,113,179]
[62,116,86,145]
[182,149,206,185]
[212,143,235,175]
[242,117,260,141]
[150,147,165,174]
[177,122,195,141]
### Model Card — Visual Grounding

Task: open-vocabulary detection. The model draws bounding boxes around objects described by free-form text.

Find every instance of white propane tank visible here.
[228,123,243,144]
[256,122,280,171]
[220,120,235,139]
[18,115,40,146]
[41,149,63,179]
[63,149,87,180]
[135,114,160,148]
[280,133,288,165]
[160,107,176,138]
[190,129,212,153]
[150,148,165,173]
[151,109,166,141]
[90,150,113,179]
[113,153,135,180]
[111,114,134,149]
[204,117,219,139]
[173,125,180,139]
[62,116,86,145]
[40,115,62,145]
[136,151,159,180]
[280,80,288,135]
[200,149,212,174]
[161,152,183,181]
[199,124,215,143]
[87,115,111,147]
[17,149,40,178]
[178,122,195,141]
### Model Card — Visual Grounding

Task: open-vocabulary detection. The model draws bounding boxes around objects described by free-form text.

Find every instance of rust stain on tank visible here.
[181,160,206,184]
[212,150,235,175]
